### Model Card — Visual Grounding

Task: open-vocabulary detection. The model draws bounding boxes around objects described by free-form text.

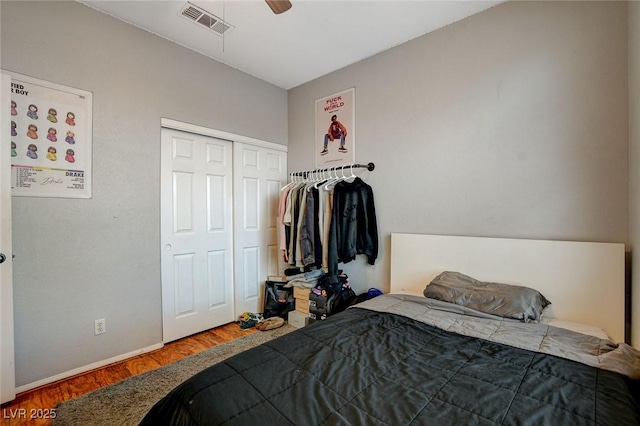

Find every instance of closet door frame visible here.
[161,119,287,154]
[160,118,288,319]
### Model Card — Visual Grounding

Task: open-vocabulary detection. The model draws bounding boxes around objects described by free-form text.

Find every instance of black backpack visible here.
[318,272,357,316]
[327,285,357,315]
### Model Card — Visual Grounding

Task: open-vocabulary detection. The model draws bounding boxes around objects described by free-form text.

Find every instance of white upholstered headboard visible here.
[390,233,626,343]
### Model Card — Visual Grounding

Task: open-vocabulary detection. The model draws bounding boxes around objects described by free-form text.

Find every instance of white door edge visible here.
[0,72,16,404]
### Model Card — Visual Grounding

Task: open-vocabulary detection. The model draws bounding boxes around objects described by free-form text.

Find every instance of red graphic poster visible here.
[315,88,355,168]
[9,72,92,198]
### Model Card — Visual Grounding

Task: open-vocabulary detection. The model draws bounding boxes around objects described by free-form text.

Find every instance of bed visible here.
[140,234,640,425]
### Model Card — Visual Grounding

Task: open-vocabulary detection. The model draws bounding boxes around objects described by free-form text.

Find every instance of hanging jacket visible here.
[328,177,378,278]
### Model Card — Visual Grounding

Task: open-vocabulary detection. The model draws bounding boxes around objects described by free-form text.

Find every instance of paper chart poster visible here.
[9,72,92,198]
[315,87,355,168]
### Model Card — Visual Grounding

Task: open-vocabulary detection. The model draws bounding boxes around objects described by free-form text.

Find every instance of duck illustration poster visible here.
[9,72,92,198]
[315,87,355,168]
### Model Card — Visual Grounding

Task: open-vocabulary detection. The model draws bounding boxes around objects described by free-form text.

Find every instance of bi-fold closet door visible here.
[161,127,286,343]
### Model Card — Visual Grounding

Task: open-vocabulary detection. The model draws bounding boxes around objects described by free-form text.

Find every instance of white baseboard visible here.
[15,342,164,395]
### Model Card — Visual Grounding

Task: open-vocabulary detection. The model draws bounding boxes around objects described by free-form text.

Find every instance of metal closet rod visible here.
[291,162,375,177]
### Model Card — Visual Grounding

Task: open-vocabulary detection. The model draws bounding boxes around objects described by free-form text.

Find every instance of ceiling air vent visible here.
[179,2,233,36]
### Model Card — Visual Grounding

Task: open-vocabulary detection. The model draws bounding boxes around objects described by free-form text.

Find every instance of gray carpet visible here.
[53,325,295,426]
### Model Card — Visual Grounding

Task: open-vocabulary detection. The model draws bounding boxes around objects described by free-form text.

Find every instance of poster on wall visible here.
[315,87,355,168]
[8,72,92,198]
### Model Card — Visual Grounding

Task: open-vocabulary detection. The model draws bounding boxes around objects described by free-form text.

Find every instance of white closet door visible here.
[233,143,287,315]
[0,73,15,403]
[161,128,234,343]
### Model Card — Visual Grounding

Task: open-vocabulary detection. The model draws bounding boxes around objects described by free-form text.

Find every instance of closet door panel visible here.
[161,128,234,343]
[207,250,228,308]
[173,172,194,233]
[266,179,280,277]
[243,178,259,230]
[207,174,226,232]
[173,253,196,317]
[234,143,287,315]
[243,247,260,301]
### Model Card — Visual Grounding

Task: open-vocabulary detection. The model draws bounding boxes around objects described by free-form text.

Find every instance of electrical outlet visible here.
[95,318,106,335]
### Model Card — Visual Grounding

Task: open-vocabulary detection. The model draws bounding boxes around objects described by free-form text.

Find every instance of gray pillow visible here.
[424,271,551,323]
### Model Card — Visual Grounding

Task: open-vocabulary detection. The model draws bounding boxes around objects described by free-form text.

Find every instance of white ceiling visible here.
[79,0,502,90]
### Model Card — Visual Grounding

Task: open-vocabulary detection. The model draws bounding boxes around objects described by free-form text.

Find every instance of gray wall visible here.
[288,1,629,295]
[1,1,287,387]
[629,0,640,347]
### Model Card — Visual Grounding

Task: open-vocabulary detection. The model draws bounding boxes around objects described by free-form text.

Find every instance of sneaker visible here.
[320,149,328,155]
[338,147,347,153]
[239,312,263,329]
[240,318,257,329]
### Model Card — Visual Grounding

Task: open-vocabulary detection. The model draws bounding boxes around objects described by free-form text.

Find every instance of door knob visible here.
[0,253,6,264]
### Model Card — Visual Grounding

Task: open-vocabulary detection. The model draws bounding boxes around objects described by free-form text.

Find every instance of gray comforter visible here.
[359,293,640,379]
[140,295,640,425]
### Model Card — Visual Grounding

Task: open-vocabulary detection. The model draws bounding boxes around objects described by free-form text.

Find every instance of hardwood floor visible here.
[1,322,253,426]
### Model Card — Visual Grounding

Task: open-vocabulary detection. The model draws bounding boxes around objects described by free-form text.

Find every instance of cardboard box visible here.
[288,310,310,328]
[295,298,310,314]
[293,286,310,300]
[293,286,310,314]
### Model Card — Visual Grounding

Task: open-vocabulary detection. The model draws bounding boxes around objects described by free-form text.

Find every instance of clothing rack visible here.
[290,162,375,177]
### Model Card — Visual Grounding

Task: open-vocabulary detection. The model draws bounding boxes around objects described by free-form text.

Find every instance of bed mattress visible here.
[140,296,640,425]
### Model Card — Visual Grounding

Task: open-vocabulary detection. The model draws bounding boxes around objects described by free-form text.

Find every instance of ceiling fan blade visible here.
[265,0,292,14]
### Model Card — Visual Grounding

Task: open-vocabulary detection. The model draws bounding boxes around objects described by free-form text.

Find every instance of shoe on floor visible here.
[239,312,263,330]
[256,317,285,331]
[240,319,256,329]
